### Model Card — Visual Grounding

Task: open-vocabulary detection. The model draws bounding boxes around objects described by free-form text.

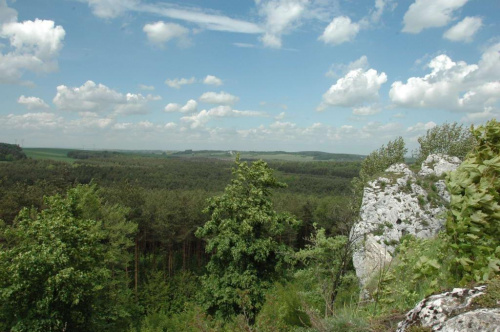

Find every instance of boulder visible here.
[396,285,500,331]
[351,155,461,290]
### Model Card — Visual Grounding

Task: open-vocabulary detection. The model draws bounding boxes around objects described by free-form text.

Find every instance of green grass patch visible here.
[23,148,76,162]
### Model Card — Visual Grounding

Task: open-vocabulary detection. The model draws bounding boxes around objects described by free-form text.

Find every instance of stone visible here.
[396,285,500,332]
[351,155,461,291]
[418,154,461,178]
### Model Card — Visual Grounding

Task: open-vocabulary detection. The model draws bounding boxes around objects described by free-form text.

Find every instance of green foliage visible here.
[0,142,27,161]
[0,184,137,331]
[446,119,500,283]
[370,234,457,313]
[354,137,407,193]
[414,122,476,165]
[256,282,311,331]
[195,157,300,321]
[296,227,357,316]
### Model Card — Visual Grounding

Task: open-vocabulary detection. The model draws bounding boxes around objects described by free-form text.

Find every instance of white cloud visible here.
[319,16,360,45]
[402,0,468,34]
[199,91,239,105]
[275,111,285,120]
[53,80,159,115]
[181,105,267,128]
[319,68,387,110]
[326,55,369,78]
[0,0,17,25]
[164,99,198,113]
[352,105,381,116]
[389,44,500,113]
[257,0,308,48]
[203,75,223,86]
[84,0,139,18]
[233,42,257,48]
[443,16,482,42]
[406,121,436,133]
[0,13,65,84]
[461,107,500,124]
[81,0,263,34]
[143,21,190,47]
[18,95,50,110]
[1,112,63,129]
[139,84,155,90]
[370,0,396,23]
[165,77,196,89]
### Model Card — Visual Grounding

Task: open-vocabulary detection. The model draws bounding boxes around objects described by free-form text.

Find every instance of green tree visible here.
[195,157,299,322]
[0,184,137,331]
[414,122,476,165]
[446,119,500,283]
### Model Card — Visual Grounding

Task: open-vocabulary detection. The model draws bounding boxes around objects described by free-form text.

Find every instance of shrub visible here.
[413,122,476,165]
[446,119,500,283]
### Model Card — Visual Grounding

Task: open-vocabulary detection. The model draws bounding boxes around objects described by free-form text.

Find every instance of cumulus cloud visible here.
[84,0,139,18]
[326,55,369,78]
[0,0,17,25]
[443,16,482,42]
[53,80,159,115]
[199,91,239,105]
[181,105,267,128]
[203,75,223,86]
[319,16,360,45]
[402,0,468,34]
[352,105,381,116]
[164,99,198,113]
[165,77,196,89]
[318,68,387,110]
[143,21,190,47]
[257,0,308,48]
[18,95,50,110]
[0,5,65,84]
[406,121,436,133]
[1,112,63,129]
[389,43,500,113]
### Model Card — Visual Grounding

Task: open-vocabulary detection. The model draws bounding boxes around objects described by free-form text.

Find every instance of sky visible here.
[0,0,498,154]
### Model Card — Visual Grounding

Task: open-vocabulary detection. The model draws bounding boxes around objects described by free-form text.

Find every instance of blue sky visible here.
[0,0,498,154]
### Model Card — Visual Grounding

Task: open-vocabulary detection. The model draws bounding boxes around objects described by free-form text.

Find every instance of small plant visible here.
[417,195,426,207]
[373,224,385,236]
[384,222,394,229]
[384,239,399,247]
[421,219,430,227]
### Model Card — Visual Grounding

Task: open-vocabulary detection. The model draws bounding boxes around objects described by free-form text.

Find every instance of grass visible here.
[23,148,76,162]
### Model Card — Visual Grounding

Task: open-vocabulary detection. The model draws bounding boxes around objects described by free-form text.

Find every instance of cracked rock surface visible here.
[396,286,500,331]
[351,155,461,289]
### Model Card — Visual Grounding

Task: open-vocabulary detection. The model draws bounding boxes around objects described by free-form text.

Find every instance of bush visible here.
[353,137,407,194]
[446,119,500,283]
[413,122,476,165]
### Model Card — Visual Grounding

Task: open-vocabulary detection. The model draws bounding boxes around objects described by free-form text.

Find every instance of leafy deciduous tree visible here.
[195,157,300,322]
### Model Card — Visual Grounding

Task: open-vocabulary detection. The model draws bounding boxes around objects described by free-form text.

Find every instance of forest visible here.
[0,120,498,331]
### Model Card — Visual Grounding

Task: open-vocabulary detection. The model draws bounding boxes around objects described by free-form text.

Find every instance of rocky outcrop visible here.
[396,285,500,331]
[351,154,461,289]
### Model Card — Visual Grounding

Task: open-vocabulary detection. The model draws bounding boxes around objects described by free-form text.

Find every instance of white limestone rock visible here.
[396,285,500,331]
[418,154,461,177]
[351,155,461,290]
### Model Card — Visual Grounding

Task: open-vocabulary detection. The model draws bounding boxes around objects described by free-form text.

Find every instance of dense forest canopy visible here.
[0,120,498,331]
[0,143,26,161]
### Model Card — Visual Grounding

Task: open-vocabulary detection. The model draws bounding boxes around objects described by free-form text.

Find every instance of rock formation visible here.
[351,154,461,290]
[396,284,500,331]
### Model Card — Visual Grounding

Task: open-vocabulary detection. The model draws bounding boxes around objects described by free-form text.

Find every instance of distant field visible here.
[23,148,75,162]
[170,150,365,162]
[21,148,365,163]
